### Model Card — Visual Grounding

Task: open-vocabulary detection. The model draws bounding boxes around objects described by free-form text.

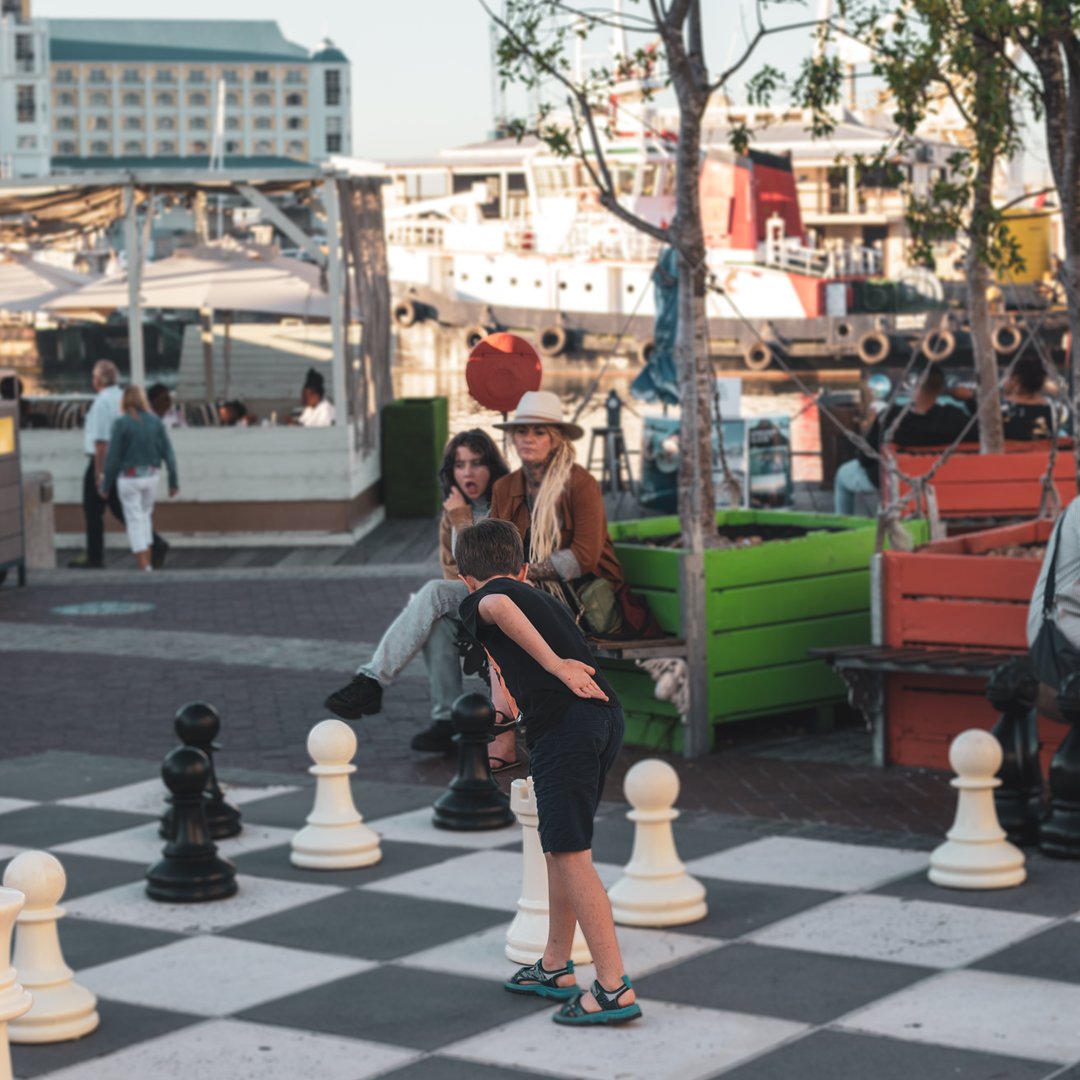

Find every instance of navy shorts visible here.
[528,701,624,854]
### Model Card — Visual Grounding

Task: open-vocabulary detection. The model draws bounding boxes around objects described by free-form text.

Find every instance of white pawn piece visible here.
[4,852,98,1044]
[505,778,591,966]
[608,759,708,927]
[0,886,32,1080]
[929,730,1026,889]
[291,719,382,869]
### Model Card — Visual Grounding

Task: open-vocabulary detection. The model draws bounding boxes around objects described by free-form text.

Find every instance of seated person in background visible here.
[218,400,253,427]
[292,368,335,427]
[147,383,184,429]
[1001,356,1055,440]
[834,364,975,516]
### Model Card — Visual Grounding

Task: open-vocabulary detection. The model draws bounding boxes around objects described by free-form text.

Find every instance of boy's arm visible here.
[477,593,608,701]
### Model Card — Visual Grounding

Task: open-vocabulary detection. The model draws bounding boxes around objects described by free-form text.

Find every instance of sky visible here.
[34,0,818,161]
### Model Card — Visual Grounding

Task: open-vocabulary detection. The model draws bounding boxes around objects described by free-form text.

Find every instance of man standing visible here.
[70,361,169,569]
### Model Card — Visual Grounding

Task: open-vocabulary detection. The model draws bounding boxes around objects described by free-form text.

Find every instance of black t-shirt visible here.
[1002,401,1054,441]
[458,577,619,743]
[858,402,976,487]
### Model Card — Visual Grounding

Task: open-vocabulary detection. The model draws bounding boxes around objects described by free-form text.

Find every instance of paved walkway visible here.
[4,519,954,837]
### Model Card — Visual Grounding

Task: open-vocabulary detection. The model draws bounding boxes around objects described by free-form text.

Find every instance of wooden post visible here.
[123,184,146,386]
[324,175,347,424]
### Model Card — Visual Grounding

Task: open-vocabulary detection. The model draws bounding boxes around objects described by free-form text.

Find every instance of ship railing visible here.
[560,218,661,261]
[386,221,446,248]
[762,238,884,279]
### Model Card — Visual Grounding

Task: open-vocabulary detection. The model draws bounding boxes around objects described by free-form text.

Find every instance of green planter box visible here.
[604,509,927,752]
[381,397,449,518]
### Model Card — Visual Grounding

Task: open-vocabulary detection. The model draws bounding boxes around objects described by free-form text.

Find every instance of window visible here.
[91,115,109,131]
[225,116,240,130]
[188,91,207,107]
[17,134,36,149]
[154,68,175,84]
[122,140,142,154]
[189,116,207,130]
[254,138,273,153]
[90,140,109,155]
[56,116,75,131]
[253,91,272,107]
[156,115,175,130]
[286,139,305,156]
[156,139,176,153]
[88,68,108,84]
[285,69,305,84]
[15,34,34,72]
[324,69,340,106]
[326,134,342,152]
[16,85,34,123]
[187,68,207,84]
[122,91,141,107]
[225,92,240,107]
[57,90,75,107]
[121,68,141,84]
[326,116,342,134]
[254,116,273,130]
[285,91,304,107]
[123,115,142,130]
[225,139,240,153]
[56,140,76,154]
[155,91,175,107]
[190,139,208,153]
[54,68,75,84]
[253,69,271,84]
[286,116,304,130]
[89,90,109,107]
[221,69,239,84]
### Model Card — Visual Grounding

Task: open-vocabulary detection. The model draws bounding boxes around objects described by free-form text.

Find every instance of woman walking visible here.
[101,386,178,571]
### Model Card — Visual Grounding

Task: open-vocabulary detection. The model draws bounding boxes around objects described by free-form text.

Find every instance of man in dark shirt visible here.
[834,365,975,514]
[456,519,641,1027]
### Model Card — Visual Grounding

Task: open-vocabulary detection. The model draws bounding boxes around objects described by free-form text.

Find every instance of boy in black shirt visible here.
[456,518,641,1027]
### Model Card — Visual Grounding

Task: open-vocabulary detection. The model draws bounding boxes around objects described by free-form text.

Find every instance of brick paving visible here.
[3,518,956,839]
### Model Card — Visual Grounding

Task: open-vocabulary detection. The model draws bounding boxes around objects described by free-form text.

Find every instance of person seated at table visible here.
[218,399,253,427]
[833,365,975,516]
[290,368,335,427]
[148,383,185,429]
[1001,356,1055,440]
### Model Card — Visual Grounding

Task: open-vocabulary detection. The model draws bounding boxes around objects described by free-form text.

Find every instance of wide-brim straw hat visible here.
[493,390,585,440]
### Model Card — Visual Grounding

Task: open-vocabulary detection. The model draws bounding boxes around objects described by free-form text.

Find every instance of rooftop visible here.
[47,19,311,64]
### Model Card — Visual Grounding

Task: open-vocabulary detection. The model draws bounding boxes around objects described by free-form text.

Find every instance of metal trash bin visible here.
[0,369,26,586]
[381,397,449,517]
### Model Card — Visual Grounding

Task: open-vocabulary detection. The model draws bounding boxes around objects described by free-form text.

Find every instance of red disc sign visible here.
[466,332,543,413]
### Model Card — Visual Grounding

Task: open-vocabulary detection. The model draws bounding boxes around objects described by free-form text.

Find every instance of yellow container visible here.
[998,209,1052,285]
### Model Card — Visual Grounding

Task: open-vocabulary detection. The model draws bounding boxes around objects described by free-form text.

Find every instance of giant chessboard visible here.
[2,750,1080,1080]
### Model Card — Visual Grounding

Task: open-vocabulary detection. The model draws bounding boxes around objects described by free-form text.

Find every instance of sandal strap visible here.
[509,958,574,987]
[591,977,633,1009]
[493,710,519,733]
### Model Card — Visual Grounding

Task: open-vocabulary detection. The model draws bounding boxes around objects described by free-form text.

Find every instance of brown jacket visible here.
[439,505,474,580]
[489,464,625,588]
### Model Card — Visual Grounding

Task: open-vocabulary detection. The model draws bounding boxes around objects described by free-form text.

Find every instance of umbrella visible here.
[45,242,330,320]
[0,257,96,313]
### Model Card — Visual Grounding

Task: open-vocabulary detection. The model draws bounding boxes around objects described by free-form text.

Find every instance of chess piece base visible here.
[146,854,238,903]
[9,983,99,1044]
[290,822,382,869]
[1038,804,1080,859]
[928,839,1026,889]
[433,789,514,831]
[505,909,591,965]
[609,876,708,927]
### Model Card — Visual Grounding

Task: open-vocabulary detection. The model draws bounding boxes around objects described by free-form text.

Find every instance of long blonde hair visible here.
[528,428,576,564]
[121,385,149,419]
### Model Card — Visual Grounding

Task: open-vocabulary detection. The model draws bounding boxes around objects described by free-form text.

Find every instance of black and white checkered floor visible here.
[2,751,1080,1080]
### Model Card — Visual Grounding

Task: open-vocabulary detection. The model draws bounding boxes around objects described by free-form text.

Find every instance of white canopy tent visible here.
[0,257,96,313]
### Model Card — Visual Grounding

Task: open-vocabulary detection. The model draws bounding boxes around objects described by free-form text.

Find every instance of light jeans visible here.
[116,472,158,554]
[359,578,469,723]
[833,459,878,517]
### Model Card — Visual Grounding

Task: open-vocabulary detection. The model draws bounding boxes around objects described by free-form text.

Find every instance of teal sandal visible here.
[503,959,578,1001]
[553,976,642,1026]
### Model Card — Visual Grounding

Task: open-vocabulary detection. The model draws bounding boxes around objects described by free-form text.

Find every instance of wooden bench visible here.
[884,439,1076,528]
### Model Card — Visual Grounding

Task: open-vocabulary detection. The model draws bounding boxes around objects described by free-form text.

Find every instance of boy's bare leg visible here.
[547,850,636,1011]
[540,852,578,988]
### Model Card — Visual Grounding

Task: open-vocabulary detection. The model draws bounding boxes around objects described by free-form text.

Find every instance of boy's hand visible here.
[550,659,608,701]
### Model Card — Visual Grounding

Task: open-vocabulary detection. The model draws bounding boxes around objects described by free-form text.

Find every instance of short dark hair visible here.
[920,364,946,395]
[1011,355,1046,395]
[147,383,170,406]
[456,519,524,581]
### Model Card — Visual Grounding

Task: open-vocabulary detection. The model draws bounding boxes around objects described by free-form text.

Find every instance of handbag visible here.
[571,575,623,637]
[1030,516,1080,691]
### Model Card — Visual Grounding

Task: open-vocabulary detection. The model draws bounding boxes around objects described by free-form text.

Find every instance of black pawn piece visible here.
[160,702,242,841]
[147,746,238,903]
[433,693,514,831]
[987,659,1043,846]
[1039,672,1080,859]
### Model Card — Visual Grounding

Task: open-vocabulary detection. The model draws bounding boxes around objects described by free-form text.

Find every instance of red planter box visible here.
[881,519,1066,771]
[887,440,1076,523]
